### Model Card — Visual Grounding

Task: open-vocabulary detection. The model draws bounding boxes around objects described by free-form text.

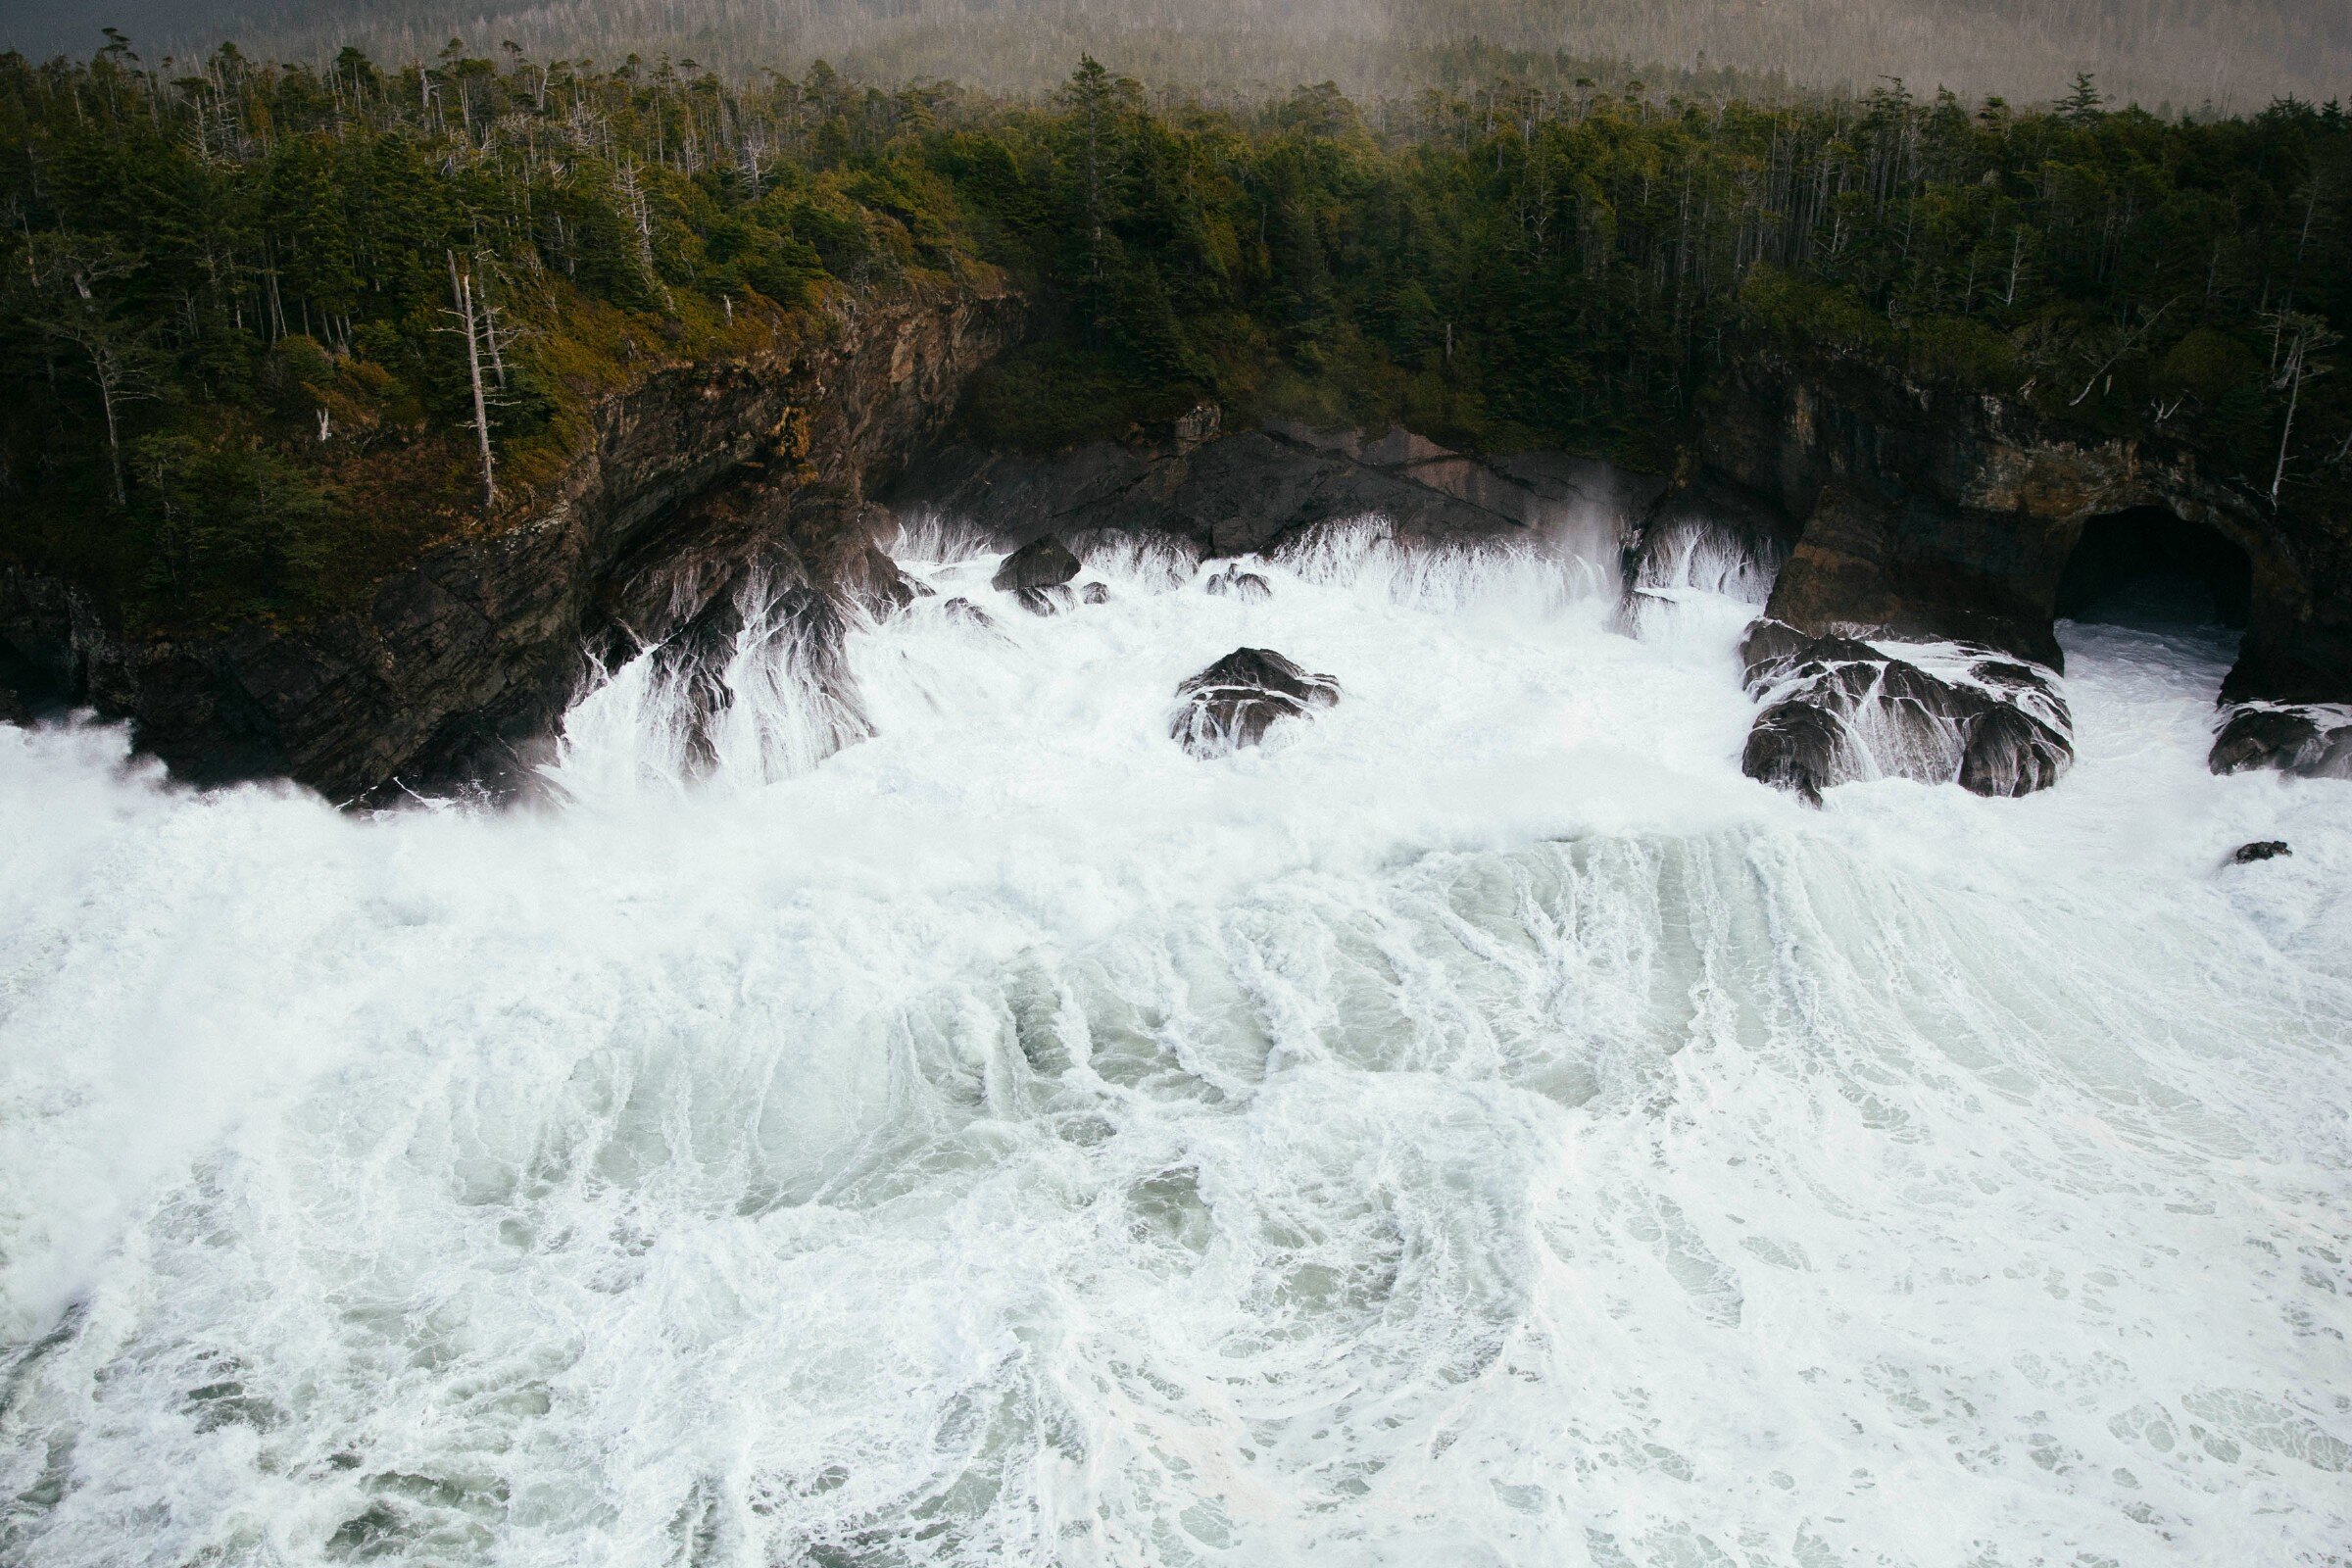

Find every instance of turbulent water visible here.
[2,516,2348,1567]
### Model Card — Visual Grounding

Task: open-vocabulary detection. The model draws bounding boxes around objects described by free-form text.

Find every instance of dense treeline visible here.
[3,39,2348,627]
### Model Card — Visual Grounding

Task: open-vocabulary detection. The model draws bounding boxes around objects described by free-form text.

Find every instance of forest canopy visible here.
[2,39,2347,629]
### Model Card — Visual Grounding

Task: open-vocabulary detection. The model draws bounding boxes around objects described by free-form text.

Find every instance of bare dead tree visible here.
[2264,309,2338,504]
[447,250,497,512]
[612,159,675,311]
[2070,296,2180,407]
[30,235,154,507]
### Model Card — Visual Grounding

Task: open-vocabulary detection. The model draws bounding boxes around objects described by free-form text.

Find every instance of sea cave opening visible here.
[2055,507,2251,642]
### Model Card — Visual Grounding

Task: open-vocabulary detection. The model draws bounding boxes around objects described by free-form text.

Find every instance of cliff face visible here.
[1691,346,2352,705]
[0,275,1024,802]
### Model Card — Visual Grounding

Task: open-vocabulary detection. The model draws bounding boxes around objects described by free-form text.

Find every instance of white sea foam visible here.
[1,523,2347,1566]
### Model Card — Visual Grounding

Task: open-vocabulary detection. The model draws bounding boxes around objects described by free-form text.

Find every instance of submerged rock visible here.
[1011,584,1075,617]
[992,535,1082,593]
[941,596,997,630]
[1170,648,1341,758]
[2232,840,2292,863]
[1738,619,2074,806]
[2208,705,2352,779]
[1203,566,1273,603]
[1080,582,1111,606]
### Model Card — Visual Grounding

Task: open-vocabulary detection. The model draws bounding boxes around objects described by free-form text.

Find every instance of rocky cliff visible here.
[0,275,1024,802]
[12,297,2348,804]
[1690,345,2351,701]
[1671,344,2352,783]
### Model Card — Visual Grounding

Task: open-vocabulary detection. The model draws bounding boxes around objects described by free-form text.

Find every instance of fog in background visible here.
[7,0,2350,115]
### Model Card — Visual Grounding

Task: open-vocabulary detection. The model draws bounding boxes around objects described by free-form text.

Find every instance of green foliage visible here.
[1,43,2347,633]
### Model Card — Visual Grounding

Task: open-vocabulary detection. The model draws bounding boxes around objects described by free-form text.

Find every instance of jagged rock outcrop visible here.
[2209,705,2352,779]
[0,275,1024,801]
[1202,566,1273,603]
[887,412,1662,562]
[1675,346,2351,781]
[990,534,1082,592]
[1010,585,1075,616]
[1170,648,1341,758]
[983,531,1084,615]
[1739,618,2074,805]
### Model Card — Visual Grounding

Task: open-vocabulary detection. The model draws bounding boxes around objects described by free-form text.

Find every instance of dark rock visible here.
[1010,584,1074,617]
[1080,582,1111,605]
[1622,469,1796,610]
[1170,648,1341,758]
[835,540,924,618]
[1958,702,2072,798]
[991,534,1082,593]
[941,597,997,630]
[1203,567,1272,603]
[1738,618,2074,804]
[2232,840,2292,863]
[886,423,1662,562]
[2209,705,2352,779]
[1741,698,1853,808]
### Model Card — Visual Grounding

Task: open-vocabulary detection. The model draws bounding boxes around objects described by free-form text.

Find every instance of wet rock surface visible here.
[1203,566,1273,603]
[2208,705,2352,779]
[643,577,868,780]
[2231,840,2293,863]
[941,597,997,630]
[1170,648,1341,758]
[836,540,929,619]
[645,590,748,777]
[1010,584,1075,617]
[1739,618,2074,806]
[990,534,1082,593]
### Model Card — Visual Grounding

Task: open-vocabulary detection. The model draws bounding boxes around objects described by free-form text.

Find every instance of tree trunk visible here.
[450,251,495,513]
[96,355,124,507]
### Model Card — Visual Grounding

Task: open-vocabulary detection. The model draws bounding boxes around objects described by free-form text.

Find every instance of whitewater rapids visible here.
[1,519,2347,1567]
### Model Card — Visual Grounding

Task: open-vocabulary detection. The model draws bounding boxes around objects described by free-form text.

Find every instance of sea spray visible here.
[2,523,2347,1566]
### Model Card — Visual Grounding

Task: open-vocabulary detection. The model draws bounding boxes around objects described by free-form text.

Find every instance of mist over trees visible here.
[8,0,2352,115]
